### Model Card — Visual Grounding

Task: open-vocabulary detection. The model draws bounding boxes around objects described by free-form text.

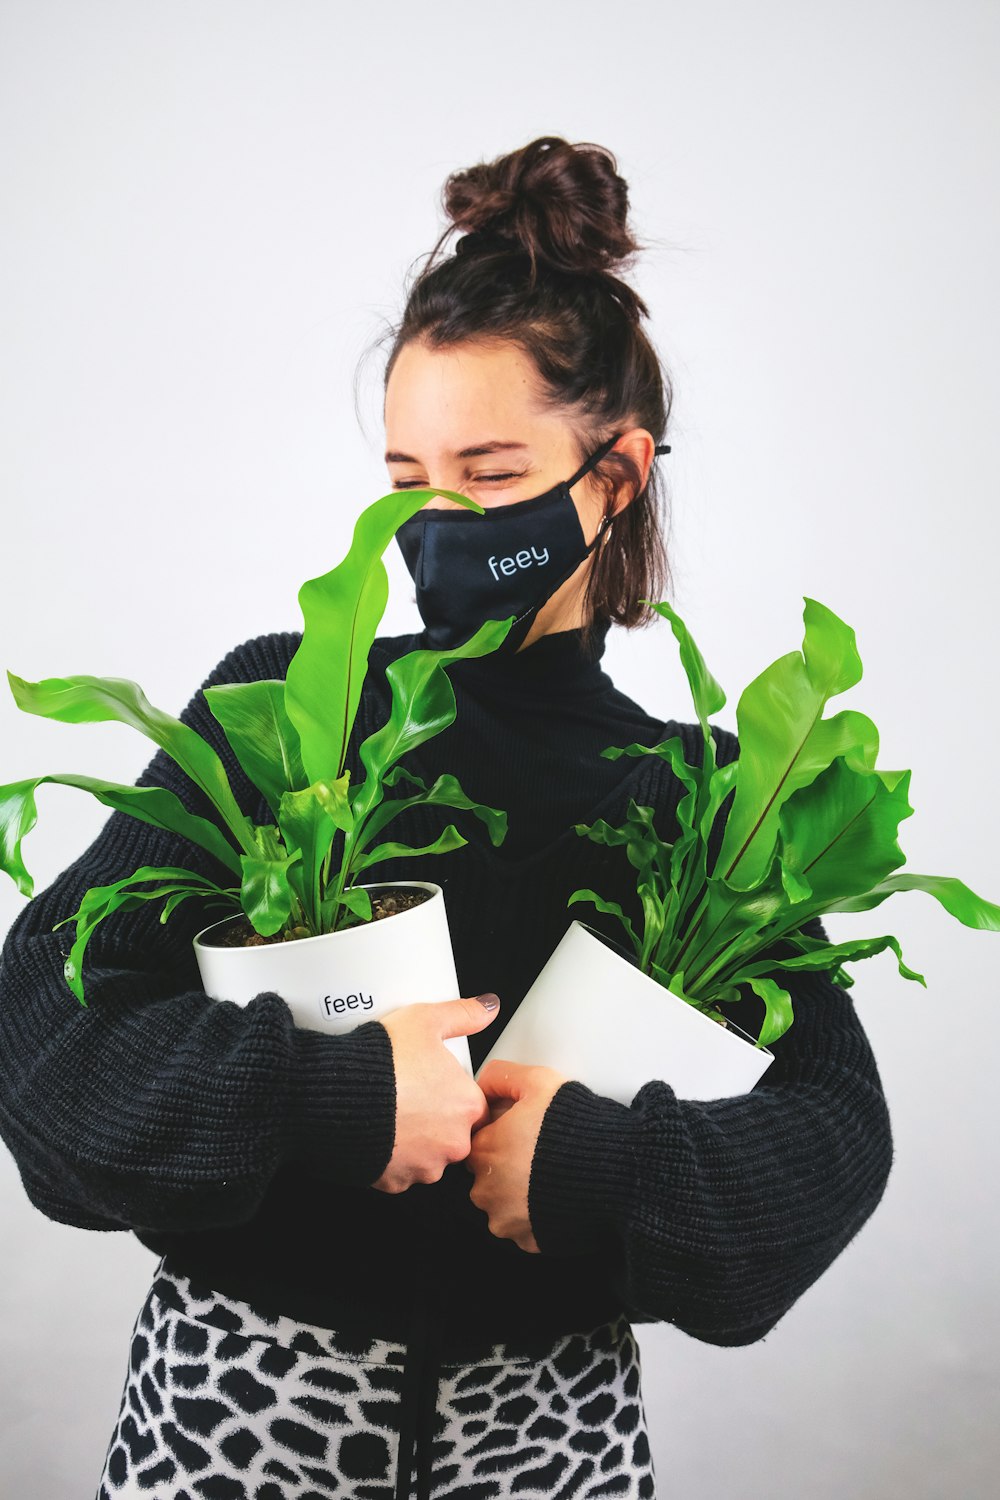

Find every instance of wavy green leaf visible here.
[204,679,307,818]
[777,758,913,908]
[567,888,639,951]
[239,851,299,937]
[643,600,727,870]
[7,670,255,855]
[277,781,344,933]
[283,487,485,785]
[353,825,467,872]
[312,774,354,834]
[356,764,507,852]
[742,974,795,1048]
[332,886,373,924]
[351,616,513,835]
[575,816,632,848]
[55,865,238,1004]
[732,930,927,986]
[825,869,1000,929]
[160,887,216,924]
[0,772,242,898]
[643,599,726,744]
[713,598,880,891]
[575,804,673,963]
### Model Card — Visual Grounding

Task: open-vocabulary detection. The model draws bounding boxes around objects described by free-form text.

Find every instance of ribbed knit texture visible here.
[0,620,894,1350]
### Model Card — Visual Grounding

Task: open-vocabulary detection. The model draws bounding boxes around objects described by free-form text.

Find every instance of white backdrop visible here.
[1,2,997,1496]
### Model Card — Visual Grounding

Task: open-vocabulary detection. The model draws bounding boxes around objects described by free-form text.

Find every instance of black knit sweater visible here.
[0,618,894,1356]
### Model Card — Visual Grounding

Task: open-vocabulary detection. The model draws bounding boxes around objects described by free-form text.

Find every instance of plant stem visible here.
[669,895,742,993]
[664,884,711,974]
[327,829,360,933]
[684,928,762,997]
[638,892,658,972]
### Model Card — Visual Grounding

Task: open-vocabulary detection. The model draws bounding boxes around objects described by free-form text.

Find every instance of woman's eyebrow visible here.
[384,440,530,463]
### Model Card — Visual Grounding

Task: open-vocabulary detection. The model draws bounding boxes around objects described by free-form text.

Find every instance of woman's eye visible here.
[392,473,519,489]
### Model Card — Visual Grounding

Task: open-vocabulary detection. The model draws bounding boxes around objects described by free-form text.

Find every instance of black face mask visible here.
[395,432,671,653]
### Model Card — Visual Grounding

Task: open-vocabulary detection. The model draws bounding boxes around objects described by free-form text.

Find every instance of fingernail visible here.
[477,992,500,1011]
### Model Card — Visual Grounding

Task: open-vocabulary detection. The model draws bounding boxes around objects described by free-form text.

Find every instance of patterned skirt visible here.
[95,1256,656,1499]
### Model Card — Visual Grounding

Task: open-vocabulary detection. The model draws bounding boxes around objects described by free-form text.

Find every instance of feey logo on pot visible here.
[321,990,375,1018]
[488,546,549,579]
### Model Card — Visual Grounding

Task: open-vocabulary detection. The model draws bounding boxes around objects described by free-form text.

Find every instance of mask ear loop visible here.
[498,439,624,644]
[588,439,673,542]
[502,439,673,646]
[564,431,623,492]
[566,434,672,493]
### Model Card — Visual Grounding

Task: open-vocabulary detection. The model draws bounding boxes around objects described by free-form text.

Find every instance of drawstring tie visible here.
[394,1285,445,1500]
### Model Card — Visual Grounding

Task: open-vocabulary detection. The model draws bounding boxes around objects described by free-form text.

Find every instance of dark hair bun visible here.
[443,135,642,278]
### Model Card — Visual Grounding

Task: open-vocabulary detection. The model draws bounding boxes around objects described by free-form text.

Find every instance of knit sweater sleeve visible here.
[0,634,397,1235]
[525,722,895,1346]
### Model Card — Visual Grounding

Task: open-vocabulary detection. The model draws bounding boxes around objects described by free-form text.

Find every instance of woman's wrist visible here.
[527,1079,641,1257]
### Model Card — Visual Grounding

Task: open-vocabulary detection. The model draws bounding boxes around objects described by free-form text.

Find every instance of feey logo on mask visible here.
[487,545,550,580]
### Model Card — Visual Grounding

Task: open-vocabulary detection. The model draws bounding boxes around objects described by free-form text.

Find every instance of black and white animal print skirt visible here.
[96,1256,656,1499]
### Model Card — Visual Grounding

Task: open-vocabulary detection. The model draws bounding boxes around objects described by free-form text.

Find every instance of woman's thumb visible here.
[439,993,501,1037]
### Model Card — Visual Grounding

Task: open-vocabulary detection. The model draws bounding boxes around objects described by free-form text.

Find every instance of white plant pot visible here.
[477,919,774,1104]
[193,880,472,1076]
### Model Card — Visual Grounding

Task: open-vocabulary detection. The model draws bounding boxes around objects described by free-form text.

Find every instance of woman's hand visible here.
[372,997,500,1194]
[465,1059,570,1253]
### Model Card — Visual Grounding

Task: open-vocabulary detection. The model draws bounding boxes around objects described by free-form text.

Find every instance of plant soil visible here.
[202,887,433,948]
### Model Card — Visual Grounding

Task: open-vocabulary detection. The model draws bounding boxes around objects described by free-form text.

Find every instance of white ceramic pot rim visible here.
[191,879,443,957]
[575,918,773,1056]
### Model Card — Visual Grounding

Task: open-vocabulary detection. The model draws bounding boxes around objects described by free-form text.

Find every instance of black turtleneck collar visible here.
[434,616,613,700]
[392,613,667,862]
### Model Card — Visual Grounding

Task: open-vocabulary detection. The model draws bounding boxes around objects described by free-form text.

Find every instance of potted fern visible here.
[1,487,513,1076]
[479,597,1000,1102]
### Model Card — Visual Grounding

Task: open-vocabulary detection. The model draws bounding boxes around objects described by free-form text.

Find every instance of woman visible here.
[0,135,893,1500]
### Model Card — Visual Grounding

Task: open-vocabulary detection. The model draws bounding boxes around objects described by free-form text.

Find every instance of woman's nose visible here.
[420,487,469,511]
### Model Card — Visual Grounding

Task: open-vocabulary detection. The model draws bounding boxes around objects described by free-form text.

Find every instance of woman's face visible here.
[383,338,656,647]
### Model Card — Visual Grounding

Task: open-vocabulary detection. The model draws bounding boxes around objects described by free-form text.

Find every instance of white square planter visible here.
[193,880,472,1076]
[477,919,774,1104]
